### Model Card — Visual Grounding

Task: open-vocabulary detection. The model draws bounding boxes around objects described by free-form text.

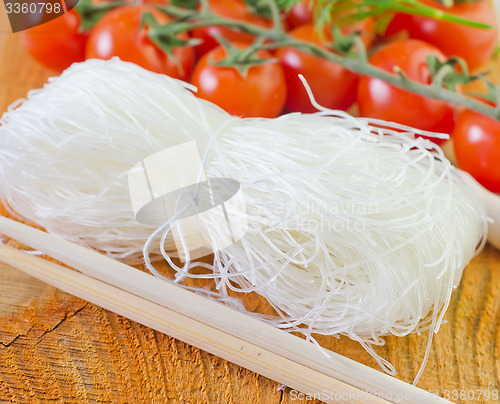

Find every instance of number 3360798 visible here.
[442,389,498,401]
[5,2,61,14]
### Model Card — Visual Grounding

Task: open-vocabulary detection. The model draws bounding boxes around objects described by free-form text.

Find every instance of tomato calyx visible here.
[426,54,499,106]
[387,52,490,99]
[140,12,201,64]
[208,36,276,77]
[426,55,483,90]
[76,0,126,31]
[242,0,288,20]
[327,25,364,56]
[170,0,198,9]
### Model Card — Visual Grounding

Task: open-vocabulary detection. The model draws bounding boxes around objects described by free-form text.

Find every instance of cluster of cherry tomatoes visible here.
[19,0,500,192]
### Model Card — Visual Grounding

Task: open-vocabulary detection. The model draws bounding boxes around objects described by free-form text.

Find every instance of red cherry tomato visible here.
[86,5,195,80]
[453,108,500,193]
[386,0,498,71]
[357,39,455,139]
[19,10,88,72]
[285,0,315,30]
[191,0,274,57]
[385,12,413,37]
[191,44,286,118]
[277,22,371,113]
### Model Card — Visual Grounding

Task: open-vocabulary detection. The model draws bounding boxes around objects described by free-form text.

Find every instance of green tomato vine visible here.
[76,0,500,122]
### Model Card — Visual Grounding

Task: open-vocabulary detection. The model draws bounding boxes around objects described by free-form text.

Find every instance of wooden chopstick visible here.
[0,216,450,404]
[0,244,386,404]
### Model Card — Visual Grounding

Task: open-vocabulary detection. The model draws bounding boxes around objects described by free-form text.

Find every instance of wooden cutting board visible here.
[0,26,500,404]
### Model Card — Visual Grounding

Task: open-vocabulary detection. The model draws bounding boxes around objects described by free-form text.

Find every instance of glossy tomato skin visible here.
[453,109,500,193]
[191,0,274,57]
[387,0,498,70]
[20,10,88,72]
[285,0,315,30]
[384,12,413,37]
[276,23,363,113]
[191,44,286,118]
[357,39,455,138]
[86,5,195,80]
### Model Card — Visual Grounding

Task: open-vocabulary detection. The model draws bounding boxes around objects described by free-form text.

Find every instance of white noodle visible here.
[0,58,487,383]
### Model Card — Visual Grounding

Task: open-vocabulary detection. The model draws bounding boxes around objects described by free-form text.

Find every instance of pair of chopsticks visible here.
[0,215,450,404]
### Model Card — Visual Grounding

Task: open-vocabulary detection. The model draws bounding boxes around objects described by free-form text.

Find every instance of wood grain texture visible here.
[0,28,499,404]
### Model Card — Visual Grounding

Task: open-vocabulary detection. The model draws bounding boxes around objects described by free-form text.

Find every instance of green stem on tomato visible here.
[265,0,285,31]
[391,0,491,29]
[313,0,492,30]
[76,0,499,122]
[156,5,499,122]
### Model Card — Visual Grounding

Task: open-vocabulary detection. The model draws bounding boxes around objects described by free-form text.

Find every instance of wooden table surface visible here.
[1,14,500,404]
